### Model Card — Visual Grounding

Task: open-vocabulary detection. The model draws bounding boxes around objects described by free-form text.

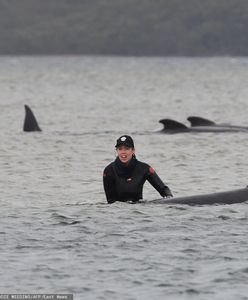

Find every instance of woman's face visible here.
[116,145,135,164]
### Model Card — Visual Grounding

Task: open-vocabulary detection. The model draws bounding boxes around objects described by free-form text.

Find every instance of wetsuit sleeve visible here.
[147,167,173,197]
[103,166,116,204]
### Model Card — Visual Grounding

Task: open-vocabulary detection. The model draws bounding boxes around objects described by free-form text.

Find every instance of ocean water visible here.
[0,56,248,300]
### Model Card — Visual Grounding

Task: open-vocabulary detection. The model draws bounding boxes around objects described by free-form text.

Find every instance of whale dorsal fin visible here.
[23,105,42,132]
[187,116,216,127]
[159,119,188,130]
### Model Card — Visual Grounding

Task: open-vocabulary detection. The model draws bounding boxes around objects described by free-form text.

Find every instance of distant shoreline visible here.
[1,0,248,57]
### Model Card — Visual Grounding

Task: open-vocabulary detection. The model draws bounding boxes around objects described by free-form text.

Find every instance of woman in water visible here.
[103,135,173,203]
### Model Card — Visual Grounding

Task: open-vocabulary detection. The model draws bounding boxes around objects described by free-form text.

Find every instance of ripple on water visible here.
[1,56,248,299]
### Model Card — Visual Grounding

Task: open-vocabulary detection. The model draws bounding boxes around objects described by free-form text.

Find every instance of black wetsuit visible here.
[103,157,172,203]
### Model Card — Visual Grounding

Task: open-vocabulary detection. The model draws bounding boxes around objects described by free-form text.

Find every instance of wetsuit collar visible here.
[114,156,137,178]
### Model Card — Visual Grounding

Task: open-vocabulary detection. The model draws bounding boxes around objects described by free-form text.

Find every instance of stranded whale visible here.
[188,116,248,131]
[23,105,42,132]
[150,187,248,205]
[159,118,248,134]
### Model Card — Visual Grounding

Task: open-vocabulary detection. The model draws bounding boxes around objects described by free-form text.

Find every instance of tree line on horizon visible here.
[0,0,248,56]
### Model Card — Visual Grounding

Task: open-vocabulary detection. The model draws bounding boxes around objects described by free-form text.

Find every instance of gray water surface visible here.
[0,56,248,300]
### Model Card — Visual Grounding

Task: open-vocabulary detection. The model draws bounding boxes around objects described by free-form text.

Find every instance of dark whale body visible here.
[188,116,248,131]
[150,187,248,205]
[159,118,248,134]
[23,105,42,132]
